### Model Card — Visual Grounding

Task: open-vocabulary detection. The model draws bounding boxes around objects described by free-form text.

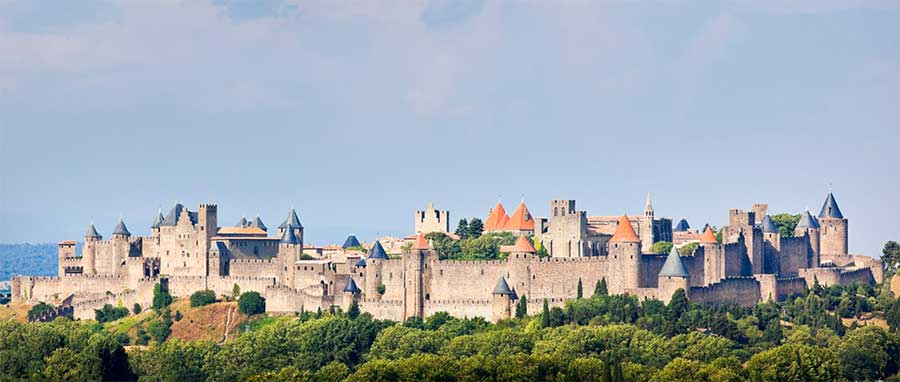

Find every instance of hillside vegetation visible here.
[2,280,900,382]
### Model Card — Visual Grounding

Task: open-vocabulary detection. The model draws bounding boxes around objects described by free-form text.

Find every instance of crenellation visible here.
[11,194,882,323]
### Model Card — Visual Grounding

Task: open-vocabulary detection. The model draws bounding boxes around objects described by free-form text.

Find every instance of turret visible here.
[658,246,690,303]
[342,277,361,311]
[607,214,641,294]
[57,241,76,276]
[82,222,101,275]
[817,192,847,258]
[342,235,361,250]
[249,215,267,231]
[364,240,388,298]
[491,277,515,322]
[760,215,779,241]
[111,217,131,239]
[150,210,164,236]
[795,210,821,267]
[278,223,302,287]
[644,193,654,219]
[277,208,303,241]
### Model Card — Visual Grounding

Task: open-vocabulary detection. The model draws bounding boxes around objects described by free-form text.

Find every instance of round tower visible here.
[83,223,101,275]
[278,225,302,288]
[795,210,821,267]
[491,277,514,322]
[658,246,690,304]
[364,240,388,299]
[817,193,847,259]
[607,214,642,294]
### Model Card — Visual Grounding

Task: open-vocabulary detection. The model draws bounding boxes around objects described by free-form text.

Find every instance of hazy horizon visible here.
[0,1,897,257]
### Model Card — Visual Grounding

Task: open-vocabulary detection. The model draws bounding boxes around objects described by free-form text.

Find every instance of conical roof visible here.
[484,202,509,231]
[492,277,514,295]
[818,193,844,219]
[280,225,301,245]
[504,202,535,231]
[343,278,361,293]
[412,233,430,250]
[112,218,131,236]
[760,215,778,233]
[796,210,820,229]
[86,223,101,238]
[659,246,689,278]
[699,227,717,244]
[356,258,367,267]
[250,216,267,231]
[509,235,536,253]
[278,209,303,229]
[151,211,164,229]
[609,215,640,243]
[673,219,690,232]
[236,216,249,228]
[368,241,389,259]
[342,235,361,249]
[644,192,653,212]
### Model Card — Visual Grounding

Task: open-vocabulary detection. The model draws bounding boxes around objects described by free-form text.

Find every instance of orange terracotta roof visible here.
[509,235,536,253]
[700,227,718,244]
[484,202,509,231]
[503,202,535,231]
[609,214,640,243]
[59,240,77,245]
[412,233,430,250]
[216,226,267,235]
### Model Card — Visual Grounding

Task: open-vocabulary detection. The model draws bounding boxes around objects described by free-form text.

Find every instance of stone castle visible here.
[11,193,884,322]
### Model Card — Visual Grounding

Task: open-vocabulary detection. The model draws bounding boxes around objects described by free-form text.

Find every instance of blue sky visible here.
[0,0,897,257]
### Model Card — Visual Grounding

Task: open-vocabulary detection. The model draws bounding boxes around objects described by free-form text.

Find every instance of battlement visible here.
[428,298,491,305]
[230,258,276,264]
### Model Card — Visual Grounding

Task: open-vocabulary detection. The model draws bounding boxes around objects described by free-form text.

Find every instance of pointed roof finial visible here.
[645,192,653,212]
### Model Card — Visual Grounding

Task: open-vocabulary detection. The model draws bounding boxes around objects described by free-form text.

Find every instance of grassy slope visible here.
[0,301,31,323]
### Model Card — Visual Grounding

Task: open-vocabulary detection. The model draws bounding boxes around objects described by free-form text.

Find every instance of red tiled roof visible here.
[503,202,535,231]
[700,227,718,244]
[59,240,77,245]
[412,233,430,250]
[484,202,509,231]
[509,235,536,253]
[609,214,640,243]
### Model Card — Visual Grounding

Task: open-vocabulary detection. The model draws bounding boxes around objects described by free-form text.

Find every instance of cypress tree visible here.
[577,278,583,299]
[541,298,550,328]
[595,277,608,296]
[347,297,360,319]
[455,218,469,239]
[515,295,527,318]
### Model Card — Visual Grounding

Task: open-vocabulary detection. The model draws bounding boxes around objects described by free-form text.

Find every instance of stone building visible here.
[415,203,450,235]
[11,192,883,323]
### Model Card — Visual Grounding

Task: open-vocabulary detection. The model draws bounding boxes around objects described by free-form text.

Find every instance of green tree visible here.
[515,295,527,318]
[152,283,172,310]
[678,242,698,256]
[189,289,216,307]
[347,297,360,320]
[761,318,783,344]
[147,319,171,343]
[95,304,130,323]
[770,213,801,237]
[838,325,900,381]
[542,299,550,328]
[232,283,241,301]
[746,343,839,382]
[887,299,900,332]
[577,278,583,300]
[467,218,484,238]
[238,291,266,315]
[595,277,608,296]
[174,310,182,321]
[42,347,94,382]
[27,301,54,321]
[649,241,673,255]
[882,241,900,278]
[455,218,469,239]
[135,327,150,345]
[132,303,142,315]
[129,339,216,382]
[652,358,706,382]
[368,325,448,359]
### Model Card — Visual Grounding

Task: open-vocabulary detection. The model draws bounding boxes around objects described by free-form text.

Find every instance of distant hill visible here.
[0,243,60,281]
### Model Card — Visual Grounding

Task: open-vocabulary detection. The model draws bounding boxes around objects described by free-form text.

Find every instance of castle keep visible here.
[11,192,883,322]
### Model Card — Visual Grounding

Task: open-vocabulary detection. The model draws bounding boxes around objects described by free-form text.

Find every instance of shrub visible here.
[27,302,54,321]
[238,291,266,315]
[147,320,171,343]
[95,304,130,323]
[377,284,386,295]
[174,311,183,321]
[132,303,142,315]
[152,283,172,310]
[189,290,216,307]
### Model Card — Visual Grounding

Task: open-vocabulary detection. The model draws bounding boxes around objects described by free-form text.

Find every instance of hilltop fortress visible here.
[11,193,884,322]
